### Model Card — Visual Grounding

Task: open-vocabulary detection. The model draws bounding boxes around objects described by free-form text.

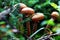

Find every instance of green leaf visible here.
[34,5,41,9]
[19,35,25,40]
[28,0,39,7]
[0,21,6,25]
[52,24,60,33]
[0,27,8,32]
[41,20,47,26]
[6,30,15,37]
[35,34,41,39]
[50,2,58,9]
[53,36,60,40]
[47,19,55,26]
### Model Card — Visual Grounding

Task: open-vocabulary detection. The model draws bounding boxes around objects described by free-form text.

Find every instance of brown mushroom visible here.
[32,13,44,32]
[17,3,27,33]
[21,7,35,36]
[51,11,59,20]
[21,7,34,16]
[20,3,27,12]
[46,11,59,34]
[47,11,59,29]
[14,3,27,12]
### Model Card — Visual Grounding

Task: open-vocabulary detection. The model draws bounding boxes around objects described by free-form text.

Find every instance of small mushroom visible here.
[18,3,27,33]
[46,11,59,34]
[51,11,59,20]
[20,3,27,11]
[32,13,44,32]
[14,3,27,11]
[46,11,59,28]
[21,7,35,36]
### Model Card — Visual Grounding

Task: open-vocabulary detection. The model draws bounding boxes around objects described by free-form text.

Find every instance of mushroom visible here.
[14,3,27,11]
[20,3,27,12]
[17,3,27,33]
[46,11,59,34]
[21,7,34,16]
[51,11,59,20]
[21,7,35,36]
[32,13,44,32]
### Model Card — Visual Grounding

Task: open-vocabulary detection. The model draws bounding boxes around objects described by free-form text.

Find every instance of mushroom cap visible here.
[20,3,27,10]
[51,11,59,19]
[32,13,44,22]
[21,7,34,15]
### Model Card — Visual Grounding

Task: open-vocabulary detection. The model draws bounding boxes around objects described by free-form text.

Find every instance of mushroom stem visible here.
[21,7,35,36]
[45,11,60,34]
[33,22,37,32]
[45,25,52,34]
[46,24,51,29]
[18,18,24,33]
[45,18,54,34]
[26,21,31,36]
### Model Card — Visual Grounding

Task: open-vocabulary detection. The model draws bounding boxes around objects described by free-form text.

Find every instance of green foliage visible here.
[0,0,60,40]
[47,19,55,26]
[0,21,6,25]
[53,36,60,40]
[41,20,47,26]
[19,35,25,40]
[52,24,60,32]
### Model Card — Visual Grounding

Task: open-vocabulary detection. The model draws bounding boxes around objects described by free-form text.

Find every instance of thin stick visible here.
[37,33,60,40]
[28,27,44,39]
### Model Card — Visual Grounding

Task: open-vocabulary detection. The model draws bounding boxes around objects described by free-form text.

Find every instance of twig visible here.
[0,3,20,18]
[0,8,11,19]
[28,27,44,39]
[0,2,21,19]
[37,33,60,40]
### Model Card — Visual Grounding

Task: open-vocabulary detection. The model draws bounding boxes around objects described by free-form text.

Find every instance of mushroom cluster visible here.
[20,3,59,36]
[20,3,45,36]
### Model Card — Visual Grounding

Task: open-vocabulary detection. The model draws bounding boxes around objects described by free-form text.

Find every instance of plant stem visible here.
[33,22,37,32]
[37,33,60,40]
[26,22,31,36]
[28,27,44,39]
[18,17,24,33]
